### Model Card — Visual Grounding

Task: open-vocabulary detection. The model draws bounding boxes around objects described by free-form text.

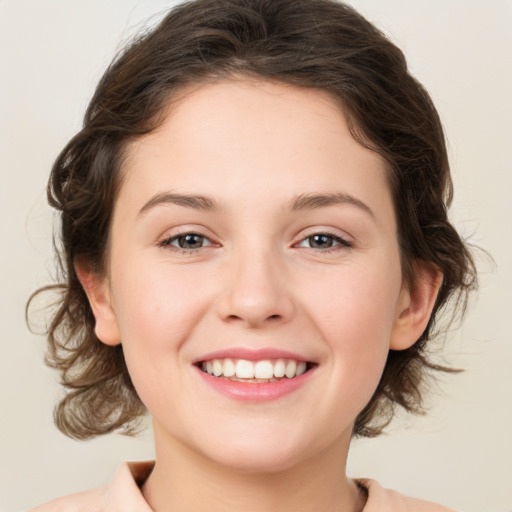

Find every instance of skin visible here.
[78,79,440,512]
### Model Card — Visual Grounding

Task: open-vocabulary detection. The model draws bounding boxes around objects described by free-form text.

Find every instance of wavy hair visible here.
[29,0,477,439]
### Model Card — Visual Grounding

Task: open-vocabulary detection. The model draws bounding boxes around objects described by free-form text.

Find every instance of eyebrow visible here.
[138,192,219,216]
[138,191,374,218]
[289,192,375,218]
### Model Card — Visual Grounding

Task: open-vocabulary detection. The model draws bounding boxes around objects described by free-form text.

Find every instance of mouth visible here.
[196,358,316,383]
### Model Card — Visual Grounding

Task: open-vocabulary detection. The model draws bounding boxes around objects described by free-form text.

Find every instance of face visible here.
[83,79,431,473]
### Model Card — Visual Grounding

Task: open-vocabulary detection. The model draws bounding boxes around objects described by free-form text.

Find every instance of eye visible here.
[159,232,214,251]
[297,232,353,251]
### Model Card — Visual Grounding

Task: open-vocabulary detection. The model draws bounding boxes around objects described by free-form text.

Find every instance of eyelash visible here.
[158,232,215,255]
[296,232,354,252]
[158,230,353,255]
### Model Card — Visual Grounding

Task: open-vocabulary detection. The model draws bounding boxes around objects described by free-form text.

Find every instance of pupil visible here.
[310,234,332,248]
[179,234,203,248]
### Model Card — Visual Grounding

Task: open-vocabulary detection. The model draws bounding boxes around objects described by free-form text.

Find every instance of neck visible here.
[142,424,363,512]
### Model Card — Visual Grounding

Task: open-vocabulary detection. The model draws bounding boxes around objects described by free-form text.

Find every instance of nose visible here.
[216,247,295,328]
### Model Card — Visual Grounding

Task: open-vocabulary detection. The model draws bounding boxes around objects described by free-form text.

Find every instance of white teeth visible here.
[254,360,274,379]
[285,360,297,378]
[223,358,235,377]
[235,359,255,379]
[296,361,307,376]
[274,359,286,378]
[212,359,223,377]
[201,358,310,380]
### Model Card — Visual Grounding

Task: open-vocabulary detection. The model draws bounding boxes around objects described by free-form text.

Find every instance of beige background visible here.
[1,1,511,510]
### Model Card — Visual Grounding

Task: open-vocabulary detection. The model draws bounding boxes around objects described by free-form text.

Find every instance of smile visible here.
[194,349,317,401]
[198,358,312,382]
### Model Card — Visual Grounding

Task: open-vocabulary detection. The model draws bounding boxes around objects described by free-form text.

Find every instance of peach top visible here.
[29,461,457,512]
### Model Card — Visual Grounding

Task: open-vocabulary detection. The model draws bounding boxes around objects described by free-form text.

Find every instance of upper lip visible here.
[193,347,315,364]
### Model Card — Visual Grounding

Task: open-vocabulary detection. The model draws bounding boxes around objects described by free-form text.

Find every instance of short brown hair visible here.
[31,0,477,439]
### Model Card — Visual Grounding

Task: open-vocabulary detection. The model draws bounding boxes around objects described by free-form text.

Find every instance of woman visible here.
[28,0,477,510]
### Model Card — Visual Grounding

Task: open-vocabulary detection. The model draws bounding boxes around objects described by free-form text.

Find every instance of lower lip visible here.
[195,366,315,402]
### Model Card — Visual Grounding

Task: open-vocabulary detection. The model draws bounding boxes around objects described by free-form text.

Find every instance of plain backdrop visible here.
[1,1,511,511]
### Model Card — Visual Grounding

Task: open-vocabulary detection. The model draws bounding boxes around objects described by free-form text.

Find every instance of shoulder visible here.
[28,461,155,512]
[28,487,105,512]
[358,479,458,512]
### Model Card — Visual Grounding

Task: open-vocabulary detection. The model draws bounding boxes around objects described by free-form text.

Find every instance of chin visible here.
[206,444,306,474]
[193,424,326,475]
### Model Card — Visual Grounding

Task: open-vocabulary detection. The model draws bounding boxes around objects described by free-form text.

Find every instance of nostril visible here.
[224,313,282,324]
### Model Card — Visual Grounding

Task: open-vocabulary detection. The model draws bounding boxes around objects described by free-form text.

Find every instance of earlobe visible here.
[390,264,443,351]
[74,258,121,346]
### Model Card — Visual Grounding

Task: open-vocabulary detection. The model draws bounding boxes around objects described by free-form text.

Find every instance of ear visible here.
[390,263,442,351]
[74,258,121,346]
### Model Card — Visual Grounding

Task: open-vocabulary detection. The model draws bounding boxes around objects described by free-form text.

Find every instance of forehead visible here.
[120,79,394,224]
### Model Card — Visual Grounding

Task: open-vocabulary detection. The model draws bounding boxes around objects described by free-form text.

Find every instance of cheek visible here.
[112,261,210,348]
[305,258,401,340]
[304,260,402,399]
[108,263,213,401]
